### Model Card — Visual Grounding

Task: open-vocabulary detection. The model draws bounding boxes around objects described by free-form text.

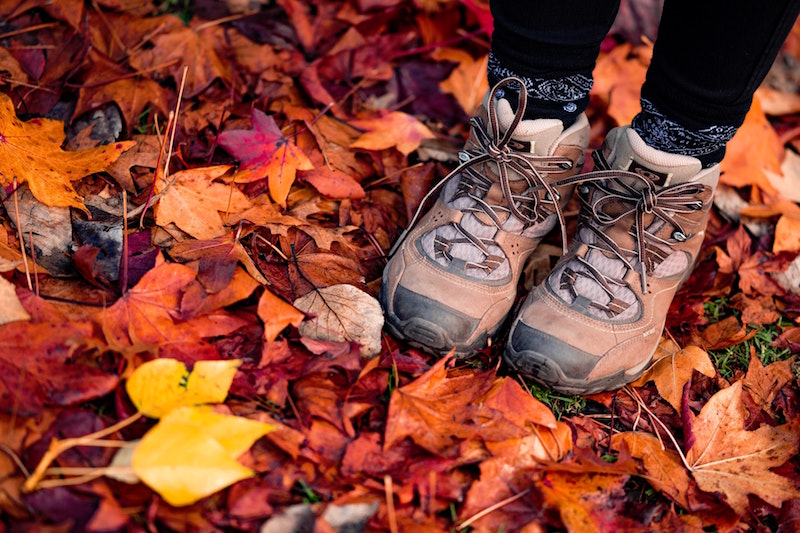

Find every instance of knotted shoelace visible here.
[390,77,576,273]
[552,151,708,316]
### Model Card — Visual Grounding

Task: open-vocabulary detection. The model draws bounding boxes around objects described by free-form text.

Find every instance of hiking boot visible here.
[380,77,590,356]
[505,126,719,394]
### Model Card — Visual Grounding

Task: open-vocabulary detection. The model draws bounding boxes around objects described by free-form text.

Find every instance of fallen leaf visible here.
[217,108,314,207]
[742,353,797,415]
[631,345,716,411]
[432,48,488,114]
[611,431,692,510]
[99,262,197,347]
[154,165,252,241]
[299,167,365,199]
[720,96,783,193]
[350,110,435,155]
[0,276,30,325]
[132,410,259,506]
[0,93,135,211]
[766,148,800,203]
[257,288,305,343]
[592,42,651,126]
[293,284,384,358]
[126,358,242,418]
[685,381,800,514]
[773,215,800,253]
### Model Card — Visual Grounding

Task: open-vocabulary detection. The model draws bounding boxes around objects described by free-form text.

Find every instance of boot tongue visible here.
[602,127,702,187]
[494,97,565,156]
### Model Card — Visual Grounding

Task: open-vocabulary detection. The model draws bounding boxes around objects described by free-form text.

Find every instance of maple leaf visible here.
[685,380,800,514]
[154,165,253,241]
[217,108,314,207]
[0,93,135,211]
[350,110,436,155]
[99,262,197,347]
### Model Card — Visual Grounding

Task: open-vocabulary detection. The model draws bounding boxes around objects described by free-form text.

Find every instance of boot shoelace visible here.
[390,76,575,274]
[552,151,708,317]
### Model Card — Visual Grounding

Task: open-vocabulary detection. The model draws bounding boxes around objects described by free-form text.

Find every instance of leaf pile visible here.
[2,0,800,531]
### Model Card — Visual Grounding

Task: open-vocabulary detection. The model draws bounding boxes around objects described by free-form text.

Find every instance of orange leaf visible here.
[432,48,489,114]
[299,167,365,199]
[154,165,252,240]
[592,42,651,126]
[720,96,783,192]
[257,288,304,344]
[631,345,716,411]
[773,215,800,253]
[0,93,135,211]
[611,432,692,510]
[350,110,435,155]
[99,262,197,347]
[217,109,313,207]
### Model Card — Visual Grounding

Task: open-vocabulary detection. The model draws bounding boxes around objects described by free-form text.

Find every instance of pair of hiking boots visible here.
[380,78,718,395]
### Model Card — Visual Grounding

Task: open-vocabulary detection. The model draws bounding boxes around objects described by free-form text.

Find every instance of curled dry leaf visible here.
[685,381,800,514]
[292,284,384,358]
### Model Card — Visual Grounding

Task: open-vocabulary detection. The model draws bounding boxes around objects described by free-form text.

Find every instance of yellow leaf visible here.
[0,93,135,211]
[159,406,274,459]
[132,419,254,507]
[126,358,242,418]
[350,111,435,155]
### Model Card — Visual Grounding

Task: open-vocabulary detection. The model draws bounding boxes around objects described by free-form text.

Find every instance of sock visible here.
[487,52,592,128]
[631,99,738,168]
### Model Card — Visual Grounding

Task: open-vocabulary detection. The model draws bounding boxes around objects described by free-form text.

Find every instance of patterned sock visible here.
[487,52,592,128]
[632,99,737,168]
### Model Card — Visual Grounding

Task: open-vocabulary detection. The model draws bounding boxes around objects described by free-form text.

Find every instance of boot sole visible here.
[379,274,491,358]
[504,344,653,395]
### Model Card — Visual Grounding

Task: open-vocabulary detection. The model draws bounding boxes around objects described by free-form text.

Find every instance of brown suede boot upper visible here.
[380,78,590,355]
[506,126,719,394]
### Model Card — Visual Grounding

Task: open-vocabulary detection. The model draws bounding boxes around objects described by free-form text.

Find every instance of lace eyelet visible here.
[578,184,590,195]
[672,231,687,242]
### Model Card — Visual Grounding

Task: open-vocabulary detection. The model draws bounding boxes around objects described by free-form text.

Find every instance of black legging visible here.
[490,0,800,131]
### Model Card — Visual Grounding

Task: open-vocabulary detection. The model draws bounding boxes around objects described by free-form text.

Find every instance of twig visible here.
[457,489,531,530]
[0,22,59,40]
[0,441,30,477]
[28,229,38,296]
[23,412,143,492]
[384,475,398,533]
[11,179,32,291]
[121,190,128,293]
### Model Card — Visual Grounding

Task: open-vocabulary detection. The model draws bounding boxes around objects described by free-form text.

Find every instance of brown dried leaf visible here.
[632,345,716,411]
[686,381,800,514]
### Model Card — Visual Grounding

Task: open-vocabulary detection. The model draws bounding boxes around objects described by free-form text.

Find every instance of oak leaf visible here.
[350,110,435,155]
[0,93,135,211]
[685,380,800,514]
[432,48,489,115]
[217,109,313,207]
[631,345,716,411]
[155,165,252,241]
[0,322,117,416]
[742,353,797,415]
